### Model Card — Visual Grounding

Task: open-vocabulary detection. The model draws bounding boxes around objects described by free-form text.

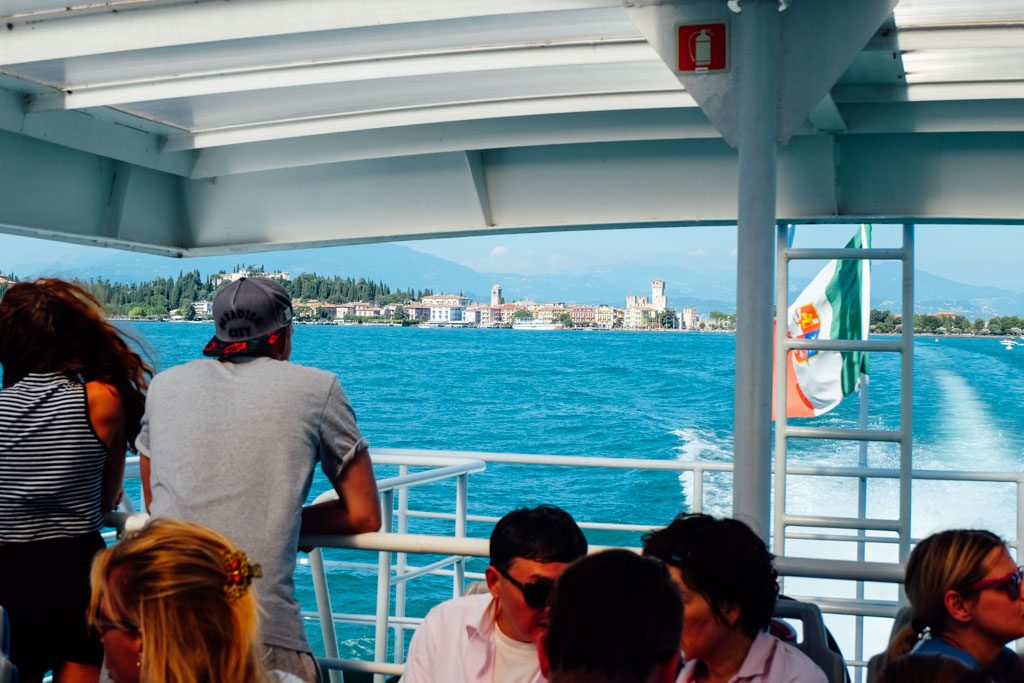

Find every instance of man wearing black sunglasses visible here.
[402,505,587,683]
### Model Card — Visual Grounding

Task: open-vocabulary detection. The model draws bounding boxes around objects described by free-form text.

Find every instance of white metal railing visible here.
[774,224,914,682]
[287,447,1024,682]
[109,445,1024,682]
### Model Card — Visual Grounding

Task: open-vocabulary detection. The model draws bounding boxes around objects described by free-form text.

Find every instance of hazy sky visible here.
[1,223,1022,291]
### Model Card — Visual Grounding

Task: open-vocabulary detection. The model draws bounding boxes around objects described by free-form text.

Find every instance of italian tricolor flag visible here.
[775,225,871,418]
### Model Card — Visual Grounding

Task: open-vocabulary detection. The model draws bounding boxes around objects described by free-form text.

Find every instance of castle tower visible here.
[491,283,503,306]
[651,279,667,312]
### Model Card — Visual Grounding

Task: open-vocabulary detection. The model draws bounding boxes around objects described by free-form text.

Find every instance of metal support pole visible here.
[394,465,410,664]
[854,374,870,683]
[374,490,395,683]
[772,225,789,555]
[454,474,468,597]
[733,0,780,540]
[311,548,344,683]
[899,224,915,564]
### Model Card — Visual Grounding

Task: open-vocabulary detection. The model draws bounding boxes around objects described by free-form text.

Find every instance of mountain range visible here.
[4,242,1022,319]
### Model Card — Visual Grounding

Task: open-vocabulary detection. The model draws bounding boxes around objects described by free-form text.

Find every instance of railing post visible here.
[854,375,870,683]
[899,224,915,565]
[454,473,468,597]
[692,467,704,514]
[773,224,789,557]
[374,490,395,683]
[310,547,344,683]
[394,465,410,664]
[1017,479,1024,560]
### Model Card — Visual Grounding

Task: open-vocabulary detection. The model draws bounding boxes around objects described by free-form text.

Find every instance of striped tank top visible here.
[0,373,109,542]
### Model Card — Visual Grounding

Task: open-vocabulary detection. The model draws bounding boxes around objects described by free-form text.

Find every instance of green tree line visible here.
[871,309,1024,335]
[0,267,432,319]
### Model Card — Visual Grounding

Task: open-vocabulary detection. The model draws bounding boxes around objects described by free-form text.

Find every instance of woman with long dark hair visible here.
[0,279,151,683]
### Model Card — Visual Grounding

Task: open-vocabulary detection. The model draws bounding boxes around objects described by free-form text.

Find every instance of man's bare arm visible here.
[301,448,381,537]
[140,454,153,511]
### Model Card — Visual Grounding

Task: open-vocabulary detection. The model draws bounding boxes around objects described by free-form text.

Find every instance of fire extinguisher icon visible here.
[690,28,713,68]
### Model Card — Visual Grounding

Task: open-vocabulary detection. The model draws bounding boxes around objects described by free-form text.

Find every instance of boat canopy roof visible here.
[1,0,1023,256]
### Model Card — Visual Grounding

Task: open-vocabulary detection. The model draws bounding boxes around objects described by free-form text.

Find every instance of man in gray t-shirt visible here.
[137,278,381,682]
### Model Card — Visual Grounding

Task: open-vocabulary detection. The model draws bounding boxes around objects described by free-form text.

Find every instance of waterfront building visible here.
[651,279,667,312]
[423,294,470,307]
[334,304,356,319]
[304,300,339,317]
[496,304,519,325]
[682,307,700,330]
[536,304,568,323]
[490,284,503,307]
[625,295,649,309]
[569,306,596,327]
[210,268,289,287]
[594,305,618,329]
[354,304,382,318]
[192,300,213,317]
[429,302,465,323]
[403,303,430,321]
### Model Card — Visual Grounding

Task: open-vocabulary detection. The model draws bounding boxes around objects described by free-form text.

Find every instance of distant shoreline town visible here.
[0,268,734,331]
[4,269,1023,336]
[196,270,734,331]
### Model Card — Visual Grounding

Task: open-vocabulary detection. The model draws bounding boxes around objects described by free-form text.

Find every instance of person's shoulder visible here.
[151,358,214,384]
[769,637,829,682]
[422,593,492,625]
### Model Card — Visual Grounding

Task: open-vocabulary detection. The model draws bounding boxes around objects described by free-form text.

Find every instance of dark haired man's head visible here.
[486,506,587,643]
[540,550,682,683]
[642,514,779,643]
[489,505,588,573]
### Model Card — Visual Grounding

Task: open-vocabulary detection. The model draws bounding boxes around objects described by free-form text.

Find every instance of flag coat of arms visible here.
[774,225,871,418]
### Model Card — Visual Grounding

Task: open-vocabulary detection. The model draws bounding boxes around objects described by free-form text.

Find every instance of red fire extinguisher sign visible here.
[678,22,728,73]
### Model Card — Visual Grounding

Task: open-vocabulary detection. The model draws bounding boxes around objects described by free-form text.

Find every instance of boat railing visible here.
[111,449,1024,682]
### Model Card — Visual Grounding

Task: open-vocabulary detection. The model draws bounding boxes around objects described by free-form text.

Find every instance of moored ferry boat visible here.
[3,1,1024,680]
[511,318,559,331]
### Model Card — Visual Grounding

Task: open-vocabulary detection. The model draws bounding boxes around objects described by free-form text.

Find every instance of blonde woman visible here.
[88,518,303,683]
[886,529,1024,682]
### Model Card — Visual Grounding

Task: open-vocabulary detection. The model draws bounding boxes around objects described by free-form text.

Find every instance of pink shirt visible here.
[401,593,547,683]
[677,631,828,683]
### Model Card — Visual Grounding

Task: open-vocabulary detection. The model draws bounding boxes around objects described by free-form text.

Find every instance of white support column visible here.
[732,0,780,540]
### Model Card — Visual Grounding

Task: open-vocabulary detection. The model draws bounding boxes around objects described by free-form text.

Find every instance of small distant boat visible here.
[512,318,558,331]
[1000,339,1018,350]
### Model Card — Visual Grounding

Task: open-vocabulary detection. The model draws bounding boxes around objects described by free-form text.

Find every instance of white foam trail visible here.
[672,427,732,516]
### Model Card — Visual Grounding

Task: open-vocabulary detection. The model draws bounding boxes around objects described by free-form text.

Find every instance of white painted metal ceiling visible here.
[0,0,1022,256]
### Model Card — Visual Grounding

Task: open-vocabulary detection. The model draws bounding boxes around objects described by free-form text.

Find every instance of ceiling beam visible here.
[26,40,655,112]
[0,0,624,65]
[162,90,697,152]
[190,108,720,178]
[0,87,194,176]
[834,81,1024,103]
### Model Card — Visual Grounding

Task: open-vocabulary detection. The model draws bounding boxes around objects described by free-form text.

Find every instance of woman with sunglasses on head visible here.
[88,517,304,683]
[885,529,1024,681]
[643,514,827,683]
[0,279,150,683]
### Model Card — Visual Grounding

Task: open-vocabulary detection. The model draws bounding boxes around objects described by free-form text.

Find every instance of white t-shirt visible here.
[493,626,542,683]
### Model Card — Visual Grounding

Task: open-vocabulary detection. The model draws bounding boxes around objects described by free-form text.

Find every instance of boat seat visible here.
[773,599,849,683]
[865,606,913,683]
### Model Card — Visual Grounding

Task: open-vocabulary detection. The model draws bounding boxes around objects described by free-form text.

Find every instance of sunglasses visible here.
[495,566,554,609]
[966,566,1024,601]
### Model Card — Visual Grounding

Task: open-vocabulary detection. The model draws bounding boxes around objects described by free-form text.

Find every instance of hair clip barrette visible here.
[223,549,262,600]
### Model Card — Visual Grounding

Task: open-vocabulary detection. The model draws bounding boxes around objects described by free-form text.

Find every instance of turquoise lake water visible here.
[121,323,1024,659]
